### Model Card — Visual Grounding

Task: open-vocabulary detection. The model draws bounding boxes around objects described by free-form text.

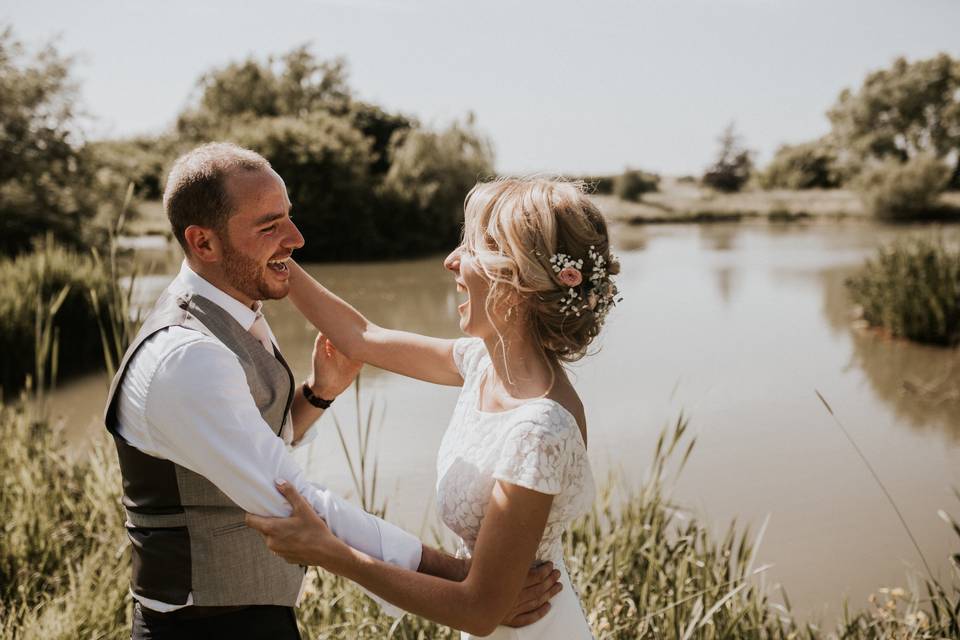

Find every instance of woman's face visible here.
[444,243,495,338]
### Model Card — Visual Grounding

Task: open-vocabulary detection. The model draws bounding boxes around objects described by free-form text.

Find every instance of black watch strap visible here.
[302,383,334,409]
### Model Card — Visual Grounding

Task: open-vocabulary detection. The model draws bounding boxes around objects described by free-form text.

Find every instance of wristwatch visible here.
[301,382,334,409]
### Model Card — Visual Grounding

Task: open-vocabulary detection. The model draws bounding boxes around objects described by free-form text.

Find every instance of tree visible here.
[0,27,101,255]
[177,46,354,137]
[828,53,960,187]
[380,117,494,254]
[170,47,495,260]
[702,123,753,193]
[225,114,381,261]
[759,138,844,190]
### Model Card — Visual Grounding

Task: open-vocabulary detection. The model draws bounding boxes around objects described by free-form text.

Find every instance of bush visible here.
[613,169,659,202]
[0,242,111,394]
[855,155,951,220]
[379,119,494,256]
[224,114,383,261]
[171,48,493,261]
[759,140,843,189]
[846,236,960,346]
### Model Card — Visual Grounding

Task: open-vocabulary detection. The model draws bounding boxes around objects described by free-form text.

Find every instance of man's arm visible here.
[143,338,420,569]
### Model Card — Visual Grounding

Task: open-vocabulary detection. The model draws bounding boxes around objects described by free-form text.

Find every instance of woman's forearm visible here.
[287,260,374,360]
[333,546,509,637]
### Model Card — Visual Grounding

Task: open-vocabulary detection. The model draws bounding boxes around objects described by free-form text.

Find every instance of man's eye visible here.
[263,224,278,234]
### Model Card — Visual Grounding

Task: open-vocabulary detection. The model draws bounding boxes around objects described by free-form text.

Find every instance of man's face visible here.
[219,168,304,303]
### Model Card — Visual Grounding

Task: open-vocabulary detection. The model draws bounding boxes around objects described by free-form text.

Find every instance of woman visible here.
[249,177,619,638]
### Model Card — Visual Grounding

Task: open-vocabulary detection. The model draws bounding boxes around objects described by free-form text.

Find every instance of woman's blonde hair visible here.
[462,177,620,365]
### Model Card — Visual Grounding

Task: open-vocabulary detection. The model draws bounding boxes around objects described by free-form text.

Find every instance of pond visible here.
[50,220,960,624]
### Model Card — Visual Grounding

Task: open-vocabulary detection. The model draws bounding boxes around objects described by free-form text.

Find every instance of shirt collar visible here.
[172,260,263,331]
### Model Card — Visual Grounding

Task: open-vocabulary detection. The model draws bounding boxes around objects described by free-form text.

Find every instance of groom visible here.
[104,142,559,639]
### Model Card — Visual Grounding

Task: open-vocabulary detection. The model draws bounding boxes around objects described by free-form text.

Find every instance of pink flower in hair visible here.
[558,267,583,287]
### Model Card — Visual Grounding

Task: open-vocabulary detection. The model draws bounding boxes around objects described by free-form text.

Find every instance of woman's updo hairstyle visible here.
[462,177,620,364]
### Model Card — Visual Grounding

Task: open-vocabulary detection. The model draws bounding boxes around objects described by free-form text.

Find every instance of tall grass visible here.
[846,235,960,346]
[0,237,112,395]
[3,392,958,638]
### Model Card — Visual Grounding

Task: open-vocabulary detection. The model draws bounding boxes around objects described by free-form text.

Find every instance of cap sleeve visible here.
[452,337,486,379]
[492,404,576,496]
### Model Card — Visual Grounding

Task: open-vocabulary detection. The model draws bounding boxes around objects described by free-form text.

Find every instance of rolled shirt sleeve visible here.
[143,338,422,574]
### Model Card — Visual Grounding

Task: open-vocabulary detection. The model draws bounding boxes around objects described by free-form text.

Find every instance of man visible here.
[104,142,559,639]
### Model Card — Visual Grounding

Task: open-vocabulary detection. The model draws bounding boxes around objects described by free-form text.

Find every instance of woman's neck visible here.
[481,327,556,405]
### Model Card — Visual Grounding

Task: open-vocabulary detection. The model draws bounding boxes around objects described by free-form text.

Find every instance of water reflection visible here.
[849,326,960,442]
[816,266,960,441]
[698,225,738,252]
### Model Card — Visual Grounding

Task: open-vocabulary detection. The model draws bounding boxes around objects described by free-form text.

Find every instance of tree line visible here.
[589,53,960,221]
[1,30,493,261]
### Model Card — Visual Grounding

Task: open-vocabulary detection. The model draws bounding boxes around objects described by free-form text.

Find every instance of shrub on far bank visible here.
[0,242,110,394]
[378,119,494,256]
[613,169,659,202]
[846,236,960,346]
[759,139,844,190]
[855,155,952,220]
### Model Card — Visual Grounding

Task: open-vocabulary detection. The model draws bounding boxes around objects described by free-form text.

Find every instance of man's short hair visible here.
[163,142,272,252]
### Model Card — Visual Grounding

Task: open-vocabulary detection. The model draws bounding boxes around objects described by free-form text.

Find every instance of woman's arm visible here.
[248,480,556,637]
[287,260,462,386]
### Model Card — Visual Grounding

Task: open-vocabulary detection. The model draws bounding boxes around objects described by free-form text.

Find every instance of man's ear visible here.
[183,225,222,263]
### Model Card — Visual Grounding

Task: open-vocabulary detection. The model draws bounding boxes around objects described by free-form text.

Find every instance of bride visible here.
[247,177,619,638]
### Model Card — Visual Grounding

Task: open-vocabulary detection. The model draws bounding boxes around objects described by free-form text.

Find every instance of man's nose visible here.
[283,218,305,250]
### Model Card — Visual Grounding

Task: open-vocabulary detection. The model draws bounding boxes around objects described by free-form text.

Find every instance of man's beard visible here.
[221,236,287,302]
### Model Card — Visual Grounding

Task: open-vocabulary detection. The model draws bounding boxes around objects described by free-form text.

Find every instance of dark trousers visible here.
[132,602,301,640]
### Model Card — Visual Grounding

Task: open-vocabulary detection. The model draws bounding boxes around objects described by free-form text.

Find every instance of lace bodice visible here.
[436,338,595,564]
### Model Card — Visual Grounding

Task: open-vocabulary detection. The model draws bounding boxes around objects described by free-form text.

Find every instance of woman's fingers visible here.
[504,602,551,627]
[275,480,312,517]
[244,512,272,534]
[522,561,554,587]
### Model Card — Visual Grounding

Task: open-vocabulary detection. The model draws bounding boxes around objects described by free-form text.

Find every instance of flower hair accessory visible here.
[548,246,621,323]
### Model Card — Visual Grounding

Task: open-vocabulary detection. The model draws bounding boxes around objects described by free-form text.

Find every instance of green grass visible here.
[846,235,960,346]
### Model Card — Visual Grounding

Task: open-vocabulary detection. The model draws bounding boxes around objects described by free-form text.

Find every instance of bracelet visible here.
[301,382,334,409]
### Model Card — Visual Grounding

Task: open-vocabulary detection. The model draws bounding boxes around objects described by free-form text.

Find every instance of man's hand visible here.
[500,561,562,627]
[306,333,362,400]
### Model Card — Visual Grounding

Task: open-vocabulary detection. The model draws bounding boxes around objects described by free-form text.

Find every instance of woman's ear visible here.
[183,225,222,262]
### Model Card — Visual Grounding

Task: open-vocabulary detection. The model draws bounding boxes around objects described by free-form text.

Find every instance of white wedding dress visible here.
[436,338,596,639]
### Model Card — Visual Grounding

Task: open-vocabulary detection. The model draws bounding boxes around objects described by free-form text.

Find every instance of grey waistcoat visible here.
[104,288,304,607]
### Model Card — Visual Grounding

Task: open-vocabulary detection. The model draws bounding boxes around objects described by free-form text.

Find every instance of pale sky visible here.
[4,0,960,175]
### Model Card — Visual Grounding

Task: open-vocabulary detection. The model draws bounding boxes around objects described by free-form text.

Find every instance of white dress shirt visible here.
[115,261,422,611]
